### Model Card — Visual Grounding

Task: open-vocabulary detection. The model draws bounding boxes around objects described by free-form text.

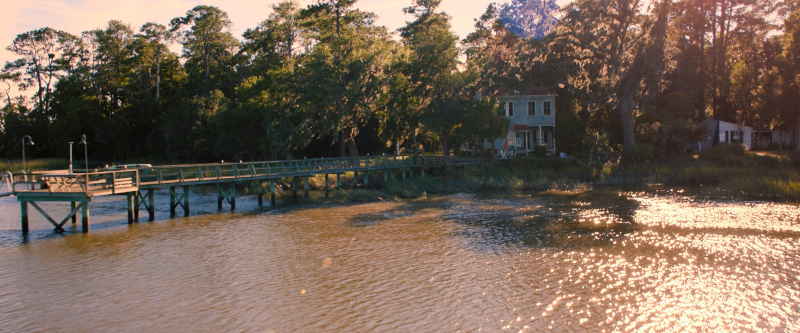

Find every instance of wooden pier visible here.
[10,155,478,234]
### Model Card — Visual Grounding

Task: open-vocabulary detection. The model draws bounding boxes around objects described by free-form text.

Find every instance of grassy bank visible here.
[373,146,800,203]
[0,159,67,173]
[640,146,800,201]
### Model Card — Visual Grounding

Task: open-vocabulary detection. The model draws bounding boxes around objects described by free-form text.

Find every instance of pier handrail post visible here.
[112,171,117,194]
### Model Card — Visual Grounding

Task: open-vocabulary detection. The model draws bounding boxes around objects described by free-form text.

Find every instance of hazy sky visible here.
[1,0,572,68]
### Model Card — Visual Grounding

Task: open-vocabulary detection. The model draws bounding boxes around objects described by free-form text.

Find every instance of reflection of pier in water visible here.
[9,156,478,234]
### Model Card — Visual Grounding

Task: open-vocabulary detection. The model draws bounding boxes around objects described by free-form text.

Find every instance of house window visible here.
[528,101,535,116]
[544,101,551,115]
[507,102,514,117]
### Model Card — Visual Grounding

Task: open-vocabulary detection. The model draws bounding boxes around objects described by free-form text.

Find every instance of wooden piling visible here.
[133,192,140,222]
[169,187,176,218]
[183,186,190,217]
[217,184,224,212]
[230,184,236,212]
[147,189,155,221]
[81,200,90,233]
[324,174,330,198]
[20,201,28,234]
[270,182,277,209]
[127,193,134,224]
[71,201,77,224]
[292,178,299,203]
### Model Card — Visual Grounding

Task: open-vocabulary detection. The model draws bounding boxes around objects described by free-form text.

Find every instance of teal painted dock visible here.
[10,155,479,234]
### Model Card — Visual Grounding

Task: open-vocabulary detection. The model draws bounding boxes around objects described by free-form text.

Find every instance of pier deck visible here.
[10,155,480,234]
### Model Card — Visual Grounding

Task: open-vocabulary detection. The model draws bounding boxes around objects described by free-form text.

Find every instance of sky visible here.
[1,0,571,68]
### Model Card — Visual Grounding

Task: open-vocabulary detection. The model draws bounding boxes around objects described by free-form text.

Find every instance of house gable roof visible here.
[496,87,556,97]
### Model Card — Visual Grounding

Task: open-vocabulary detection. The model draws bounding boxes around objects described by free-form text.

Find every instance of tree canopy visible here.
[1,0,799,163]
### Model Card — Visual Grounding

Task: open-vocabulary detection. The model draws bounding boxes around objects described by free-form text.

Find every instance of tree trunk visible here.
[338,131,347,157]
[155,54,161,103]
[616,0,670,157]
[347,138,359,157]
[441,136,450,157]
[796,115,800,151]
[617,87,637,154]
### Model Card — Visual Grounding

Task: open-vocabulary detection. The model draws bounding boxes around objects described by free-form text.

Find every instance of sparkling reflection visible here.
[0,190,796,332]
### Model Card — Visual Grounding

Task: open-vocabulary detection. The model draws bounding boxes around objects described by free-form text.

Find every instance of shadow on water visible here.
[347,198,452,228]
[341,187,642,252]
[447,188,641,252]
[0,218,141,247]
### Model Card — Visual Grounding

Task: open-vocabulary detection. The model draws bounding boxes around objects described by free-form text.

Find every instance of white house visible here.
[698,119,753,151]
[492,88,557,156]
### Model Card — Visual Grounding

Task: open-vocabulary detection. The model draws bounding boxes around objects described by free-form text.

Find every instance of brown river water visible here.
[0,188,797,332]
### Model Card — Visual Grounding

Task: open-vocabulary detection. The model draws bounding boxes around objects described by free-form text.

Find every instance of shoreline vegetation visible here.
[6,145,799,203]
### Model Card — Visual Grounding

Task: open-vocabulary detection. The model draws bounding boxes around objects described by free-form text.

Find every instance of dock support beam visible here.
[216,183,237,212]
[169,187,176,218]
[81,200,89,233]
[183,186,190,217]
[270,182,277,209]
[324,174,330,198]
[292,178,299,203]
[217,184,224,212]
[20,201,28,234]
[133,192,140,222]
[71,202,77,224]
[304,178,310,199]
[230,184,236,212]
[148,189,155,221]
[127,193,134,224]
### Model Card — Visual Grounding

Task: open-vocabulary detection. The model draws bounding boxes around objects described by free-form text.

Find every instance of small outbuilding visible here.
[697,119,753,151]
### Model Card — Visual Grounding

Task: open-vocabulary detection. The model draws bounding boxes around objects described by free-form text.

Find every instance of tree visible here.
[171,5,240,95]
[399,0,460,151]
[556,0,670,156]
[784,4,800,150]
[4,28,79,117]
[297,0,393,156]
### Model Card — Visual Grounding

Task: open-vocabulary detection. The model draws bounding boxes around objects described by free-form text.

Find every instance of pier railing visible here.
[10,155,480,194]
[138,155,472,186]
[11,169,140,195]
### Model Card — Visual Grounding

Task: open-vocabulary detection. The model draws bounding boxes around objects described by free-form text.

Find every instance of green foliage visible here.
[0,0,797,165]
[700,144,747,165]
